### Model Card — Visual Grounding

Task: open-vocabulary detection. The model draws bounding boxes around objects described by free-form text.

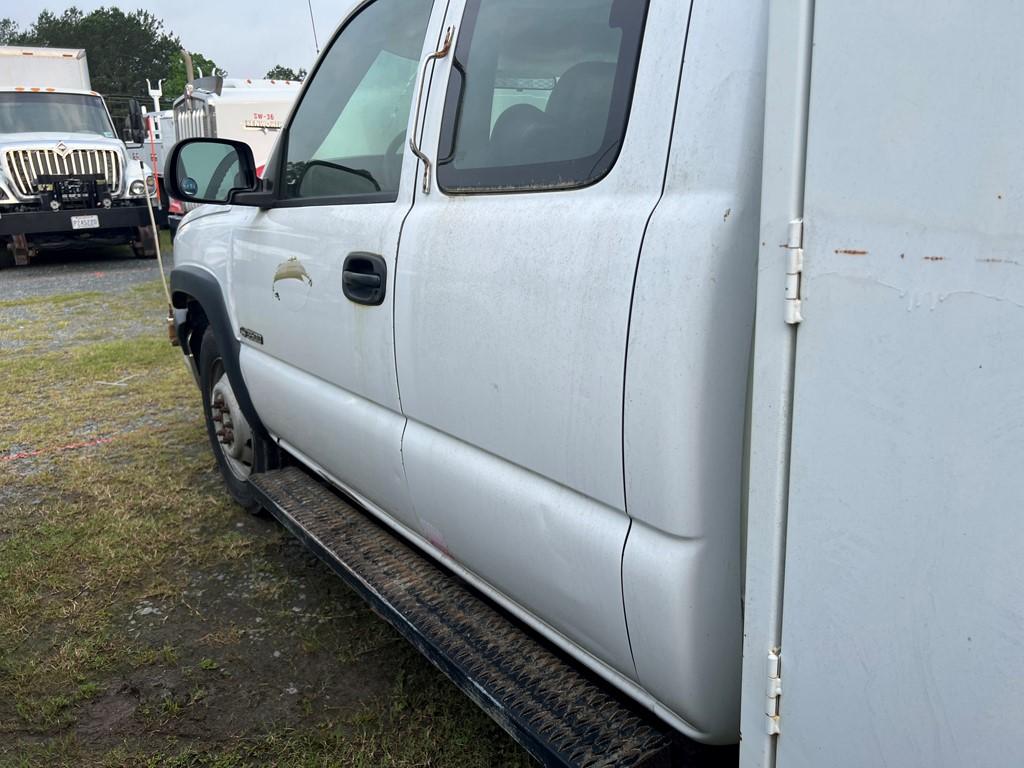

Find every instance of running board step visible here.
[250,467,726,768]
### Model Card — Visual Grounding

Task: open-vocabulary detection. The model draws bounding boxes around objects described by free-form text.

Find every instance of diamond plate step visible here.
[250,466,734,768]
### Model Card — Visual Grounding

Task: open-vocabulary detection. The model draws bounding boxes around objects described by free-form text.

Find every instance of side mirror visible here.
[167,138,258,205]
[128,98,146,145]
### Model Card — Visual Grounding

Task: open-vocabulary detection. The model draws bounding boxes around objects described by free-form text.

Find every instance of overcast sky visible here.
[8,1,358,79]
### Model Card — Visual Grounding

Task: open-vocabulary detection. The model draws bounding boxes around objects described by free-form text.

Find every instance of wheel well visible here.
[170,269,269,444]
[177,295,209,363]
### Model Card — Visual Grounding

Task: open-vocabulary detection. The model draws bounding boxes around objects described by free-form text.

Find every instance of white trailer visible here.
[0,46,90,91]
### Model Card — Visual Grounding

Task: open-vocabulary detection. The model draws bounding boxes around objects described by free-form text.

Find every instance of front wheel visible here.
[198,326,277,512]
[131,224,158,259]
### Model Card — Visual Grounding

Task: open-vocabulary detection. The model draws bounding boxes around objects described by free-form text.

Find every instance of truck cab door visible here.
[228,0,446,531]
[393,0,689,692]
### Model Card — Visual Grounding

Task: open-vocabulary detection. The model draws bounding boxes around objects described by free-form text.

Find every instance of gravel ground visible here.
[0,239,175,356]
[0,243,172,301]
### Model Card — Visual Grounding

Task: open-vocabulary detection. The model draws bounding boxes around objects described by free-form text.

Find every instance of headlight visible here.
[129,180,147,197]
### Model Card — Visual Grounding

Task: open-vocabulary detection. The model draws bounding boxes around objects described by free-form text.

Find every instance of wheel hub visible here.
[210,373,254,479]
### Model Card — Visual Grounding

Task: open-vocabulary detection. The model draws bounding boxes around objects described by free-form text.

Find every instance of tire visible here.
[132,225,158,259]
[1,236,26,268]
[198,326,277,512]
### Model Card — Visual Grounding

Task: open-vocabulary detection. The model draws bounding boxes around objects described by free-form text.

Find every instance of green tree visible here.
[3,8,222,108]
[161,51,224,108]
[265,65,307,82]
[14,7,180,99]
[0,17,20,45]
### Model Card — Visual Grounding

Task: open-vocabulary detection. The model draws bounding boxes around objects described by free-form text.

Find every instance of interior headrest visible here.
[545,62,618,122]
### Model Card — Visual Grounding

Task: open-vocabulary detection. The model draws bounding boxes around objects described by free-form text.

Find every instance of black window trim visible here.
[262,0,424,209]
[436,0,652,197]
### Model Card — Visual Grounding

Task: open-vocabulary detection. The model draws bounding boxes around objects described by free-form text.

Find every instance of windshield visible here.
[0,92,115,137]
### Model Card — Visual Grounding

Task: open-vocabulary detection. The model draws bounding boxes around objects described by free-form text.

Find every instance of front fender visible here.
[170,264,267,440]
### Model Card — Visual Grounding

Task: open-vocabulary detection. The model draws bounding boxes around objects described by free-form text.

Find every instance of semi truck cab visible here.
[167,76,301,239]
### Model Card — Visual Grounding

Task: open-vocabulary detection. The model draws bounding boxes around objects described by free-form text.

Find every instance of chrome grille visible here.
[174,99,216,142]
[3,148,123,197]
[173,101,216,212]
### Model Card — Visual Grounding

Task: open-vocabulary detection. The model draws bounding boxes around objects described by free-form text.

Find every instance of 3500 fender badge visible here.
[240,327,264,345]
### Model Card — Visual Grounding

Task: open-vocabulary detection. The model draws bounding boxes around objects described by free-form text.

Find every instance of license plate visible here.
[71,215,100,231]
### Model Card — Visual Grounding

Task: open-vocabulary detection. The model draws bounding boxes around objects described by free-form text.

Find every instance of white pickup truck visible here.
[0,46,157,266]
[165,1,1023,766]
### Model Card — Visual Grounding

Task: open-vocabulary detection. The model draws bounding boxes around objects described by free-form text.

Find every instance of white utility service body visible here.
[167,0,1024,765]
[127,108,175,226]
[128,109,175,186]
[742,2,1024,766]
[0,46,157,264]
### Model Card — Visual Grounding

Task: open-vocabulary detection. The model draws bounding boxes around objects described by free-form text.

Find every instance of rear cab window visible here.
[437,0,650,194]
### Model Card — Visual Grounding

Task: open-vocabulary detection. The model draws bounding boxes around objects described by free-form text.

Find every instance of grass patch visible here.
[0,250,531,766]
[0,278,169,360]
[0,291,105,310]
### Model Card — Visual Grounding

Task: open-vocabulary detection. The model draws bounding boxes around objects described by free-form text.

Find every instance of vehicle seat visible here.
[489,103,551,166]
[488,62,618,168]
[544,62,617,160]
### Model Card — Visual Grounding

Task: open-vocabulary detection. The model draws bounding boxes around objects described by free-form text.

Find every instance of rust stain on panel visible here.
[835,249,868,256]
[923,256,946,262]
[977,258,1020,266]
[272,257,314,300]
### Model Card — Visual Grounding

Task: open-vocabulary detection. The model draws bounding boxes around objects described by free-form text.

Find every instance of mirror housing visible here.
[167,138,259,206]
[128,98,146,145]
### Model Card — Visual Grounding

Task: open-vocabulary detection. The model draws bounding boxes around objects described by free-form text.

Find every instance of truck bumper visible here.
[0,204,150,236]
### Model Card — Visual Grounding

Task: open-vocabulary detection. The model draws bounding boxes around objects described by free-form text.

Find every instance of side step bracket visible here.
[250,468,720,768]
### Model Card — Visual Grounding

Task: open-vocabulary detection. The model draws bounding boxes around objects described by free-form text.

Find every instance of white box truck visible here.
[0,45,91,90]
[0,46,158,266]
[163,0,1023,765]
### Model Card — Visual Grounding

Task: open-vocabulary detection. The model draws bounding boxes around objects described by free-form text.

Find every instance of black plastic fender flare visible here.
[170,265,267,438]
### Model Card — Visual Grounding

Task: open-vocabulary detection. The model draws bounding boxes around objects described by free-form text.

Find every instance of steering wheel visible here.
[383,130,407,191]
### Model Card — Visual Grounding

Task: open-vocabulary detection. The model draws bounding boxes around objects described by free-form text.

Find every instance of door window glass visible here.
[282,0,432,202]
[437,0,649,194]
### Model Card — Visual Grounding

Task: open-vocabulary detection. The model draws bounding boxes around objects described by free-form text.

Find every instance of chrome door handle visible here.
[409,25,455,195]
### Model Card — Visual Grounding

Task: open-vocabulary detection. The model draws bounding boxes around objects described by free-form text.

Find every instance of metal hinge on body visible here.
[766,648,783,735]
[785,219,804,325]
